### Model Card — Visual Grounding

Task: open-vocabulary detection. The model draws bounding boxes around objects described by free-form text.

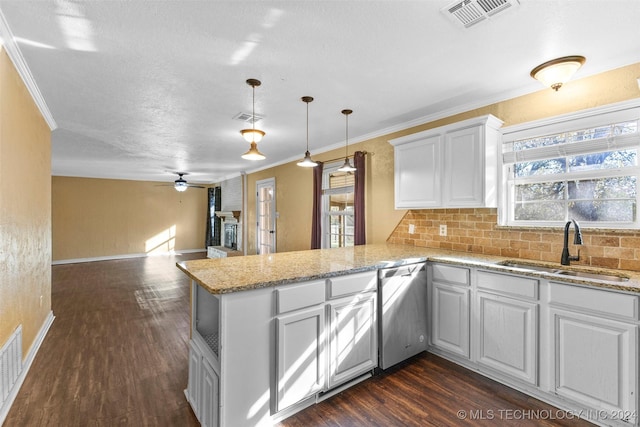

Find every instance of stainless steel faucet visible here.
[561,219,583,265]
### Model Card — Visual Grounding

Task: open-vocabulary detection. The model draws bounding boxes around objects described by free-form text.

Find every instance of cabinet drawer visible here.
[326,271,377,299]
[477,271,538,300]
[431,264,469,286]
[549,282,639,321]
[276,280,325,314]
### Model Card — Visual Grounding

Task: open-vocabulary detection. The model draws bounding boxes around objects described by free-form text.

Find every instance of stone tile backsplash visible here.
[387,208,640,272]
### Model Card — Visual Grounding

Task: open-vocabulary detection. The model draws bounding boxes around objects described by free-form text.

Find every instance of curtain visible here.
[354,151,366,245]
[310,161,324,249]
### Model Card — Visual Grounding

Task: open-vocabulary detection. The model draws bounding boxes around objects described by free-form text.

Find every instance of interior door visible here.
[256,178,276,254]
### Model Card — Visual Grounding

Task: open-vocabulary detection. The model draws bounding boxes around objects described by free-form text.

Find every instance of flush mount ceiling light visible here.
[337,109,356,172]
[530,55,586,91]
[297,96,318,168]
[241,78,266,161]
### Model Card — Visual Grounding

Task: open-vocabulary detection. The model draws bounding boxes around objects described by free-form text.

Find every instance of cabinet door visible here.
[200,358,219,427]
[328,292,377,388]
[550,308,637,421]
[477,292,538,385]
[187,340,202,419]
[443,125,484,206]
[394,135,441,209]
[430,282,470,358]
[275,305,326,412]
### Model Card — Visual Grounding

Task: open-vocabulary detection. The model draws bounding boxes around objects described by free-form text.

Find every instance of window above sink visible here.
[500,100,640,230]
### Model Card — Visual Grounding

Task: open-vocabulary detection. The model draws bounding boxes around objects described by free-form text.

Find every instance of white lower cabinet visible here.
[431,282,470,358]
[187,339,220,427]
[327,292,377,388]
[550,308,637,420]
[275,305,326,412]
[475,271,539,385]
[476,292,537,385]
[270,271,378,417]
[548,282,639,425]
[429,264,471,359]
[200,358,219,427]
[187,340,202,418]
[428,265,640,427]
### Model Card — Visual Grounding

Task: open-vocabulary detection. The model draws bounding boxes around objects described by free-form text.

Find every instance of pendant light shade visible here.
[241,141,266,160]
[297,96,318,168]
[530,56,586,91]
[240,78,266,160]
[337,109,356,172]
[241,129,265,143]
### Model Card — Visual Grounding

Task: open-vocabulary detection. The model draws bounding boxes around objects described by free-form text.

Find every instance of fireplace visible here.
[224,223,238,250]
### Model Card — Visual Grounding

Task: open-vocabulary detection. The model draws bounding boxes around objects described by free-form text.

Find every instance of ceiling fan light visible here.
[240,128,265,143]
[241,141,266,161]
[174,181,188,192]
[297,151,318,167]
[530,55,586,91]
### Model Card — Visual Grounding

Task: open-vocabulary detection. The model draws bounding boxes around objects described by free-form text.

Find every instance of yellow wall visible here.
[246,62,640,254]
[247,134,402,254]
[52,177,208,261]
[0,48,51,358]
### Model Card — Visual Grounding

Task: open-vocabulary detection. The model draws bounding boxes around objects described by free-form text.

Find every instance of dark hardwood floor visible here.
[6,254,594,426]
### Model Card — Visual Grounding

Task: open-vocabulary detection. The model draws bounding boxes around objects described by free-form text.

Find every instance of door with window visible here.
[256,178,276,254]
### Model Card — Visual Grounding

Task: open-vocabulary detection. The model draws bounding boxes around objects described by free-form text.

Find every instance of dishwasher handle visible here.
[379,262,426,279]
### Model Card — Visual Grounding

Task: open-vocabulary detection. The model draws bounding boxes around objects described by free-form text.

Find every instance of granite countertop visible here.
[176,243,640,295]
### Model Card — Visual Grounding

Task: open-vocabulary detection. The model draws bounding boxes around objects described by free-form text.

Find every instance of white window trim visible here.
[499,99,640,229]
[321,161,355,248]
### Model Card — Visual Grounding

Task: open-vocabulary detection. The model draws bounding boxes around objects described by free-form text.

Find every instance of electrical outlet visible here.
[439,224,447,236]
[408,224,415,234]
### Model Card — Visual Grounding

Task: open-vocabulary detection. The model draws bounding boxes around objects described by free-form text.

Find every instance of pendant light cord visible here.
[345,113,349,158]
[306,101,310,151]
[252,85,256,135]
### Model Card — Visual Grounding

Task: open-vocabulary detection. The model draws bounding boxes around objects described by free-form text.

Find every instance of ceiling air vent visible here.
[233,112,263,123]
[443,0,519,28]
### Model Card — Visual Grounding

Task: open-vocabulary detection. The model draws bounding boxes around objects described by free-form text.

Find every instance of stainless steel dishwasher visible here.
[378,262,428,370]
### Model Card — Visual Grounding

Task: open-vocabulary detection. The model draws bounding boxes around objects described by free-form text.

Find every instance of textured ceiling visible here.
[1,0,640,184]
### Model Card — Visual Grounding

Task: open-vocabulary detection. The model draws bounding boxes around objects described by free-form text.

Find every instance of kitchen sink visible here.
[497,261,562,273]
[556,270,629,282]
[497,260,629,282]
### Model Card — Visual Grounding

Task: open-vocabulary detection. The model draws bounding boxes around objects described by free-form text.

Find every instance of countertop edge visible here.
[177,245,640,295]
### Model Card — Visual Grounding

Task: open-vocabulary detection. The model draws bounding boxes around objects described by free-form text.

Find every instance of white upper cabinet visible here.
[393,134,441,208]
[389,115,503,209]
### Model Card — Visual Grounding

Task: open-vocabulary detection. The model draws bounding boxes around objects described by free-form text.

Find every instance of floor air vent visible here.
[444,0,519,27]
[0,326,22,405]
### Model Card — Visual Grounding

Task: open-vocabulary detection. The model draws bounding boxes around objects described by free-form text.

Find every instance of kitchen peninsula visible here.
[177,244,640,427]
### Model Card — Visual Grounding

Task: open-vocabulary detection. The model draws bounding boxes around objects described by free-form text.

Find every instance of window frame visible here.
[499,100,640,229]
[321,161,355,248]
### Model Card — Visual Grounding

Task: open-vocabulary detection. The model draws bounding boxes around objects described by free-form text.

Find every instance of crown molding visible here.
[0,8,57,130]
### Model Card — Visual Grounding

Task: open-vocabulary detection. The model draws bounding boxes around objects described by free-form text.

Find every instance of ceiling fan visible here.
[162,172,206,192]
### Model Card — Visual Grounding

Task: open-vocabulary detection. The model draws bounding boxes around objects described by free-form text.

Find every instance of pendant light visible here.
[337,109,356,172]
[297,96,318,168]
[241,78,266,160]
[530,56,586,91]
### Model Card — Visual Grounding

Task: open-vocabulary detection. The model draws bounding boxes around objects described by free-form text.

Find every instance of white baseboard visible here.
[0,311,55,425]
[52,249,206,265]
